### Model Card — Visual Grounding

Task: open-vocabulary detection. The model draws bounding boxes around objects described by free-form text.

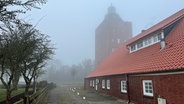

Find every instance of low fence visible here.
[13,87,48,104]
[28,87,48,104]
[0,91,33,104]
[13,99,24,104]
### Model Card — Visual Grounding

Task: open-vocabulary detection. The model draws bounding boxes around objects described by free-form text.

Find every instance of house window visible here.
[137,41,143,49]
[130,31,164,53]
[158,33,162,41]
[147,37,152,45]
[153,35,158,43]
[106,80,110,89]
[143,80,153,97]
[92,80,95,87]
[90,80,92,86]
[130,44,136,52]
[117,39,121,44]
[121,81,127,93]
[144,39,148,46]
[153,33,162,43]
[102,80,105,89]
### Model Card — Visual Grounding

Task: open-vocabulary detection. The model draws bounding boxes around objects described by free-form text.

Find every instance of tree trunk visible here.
[33,76,37,93]
[6,89,11,104]
[25,84,30,96]
[12,70,21,90]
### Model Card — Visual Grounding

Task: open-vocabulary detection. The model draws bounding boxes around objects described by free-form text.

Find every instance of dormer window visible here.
[129,32,163,53]
[153,35,158,42]
[147,37,152,44]
[158,33,162,40]
[137,41,143,49]
[130,44,136,52]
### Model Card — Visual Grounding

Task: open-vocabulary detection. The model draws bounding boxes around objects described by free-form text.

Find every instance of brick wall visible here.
[85,72,184,104]
[95,11,132,67]
[154,74,184,104]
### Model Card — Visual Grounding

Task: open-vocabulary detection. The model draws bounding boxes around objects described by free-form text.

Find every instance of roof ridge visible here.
[126,8,184,45]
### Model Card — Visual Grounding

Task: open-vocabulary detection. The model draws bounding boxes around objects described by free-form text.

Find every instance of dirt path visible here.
[46,87,62,104]
[46,85,84,104]
[46,85,127,104]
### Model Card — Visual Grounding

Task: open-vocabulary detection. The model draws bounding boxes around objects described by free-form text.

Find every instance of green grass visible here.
[0,88,32,101]
[0,89,6,101]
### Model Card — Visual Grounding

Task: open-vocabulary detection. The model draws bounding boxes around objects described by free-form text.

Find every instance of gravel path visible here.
[46,85,127,104]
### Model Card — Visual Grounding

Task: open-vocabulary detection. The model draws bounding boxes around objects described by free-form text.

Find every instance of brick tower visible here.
[95,5,132,66]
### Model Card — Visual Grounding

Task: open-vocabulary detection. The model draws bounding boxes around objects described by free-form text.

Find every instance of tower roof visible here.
[108,4,116,14]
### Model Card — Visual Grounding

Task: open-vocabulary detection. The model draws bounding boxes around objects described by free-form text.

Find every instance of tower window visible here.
[117,39,121,44]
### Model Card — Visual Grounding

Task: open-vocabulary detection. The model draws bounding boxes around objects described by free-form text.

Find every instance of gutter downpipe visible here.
[125,74,131,104]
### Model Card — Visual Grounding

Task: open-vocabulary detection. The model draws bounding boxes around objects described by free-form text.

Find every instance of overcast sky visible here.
[23,0,184,65]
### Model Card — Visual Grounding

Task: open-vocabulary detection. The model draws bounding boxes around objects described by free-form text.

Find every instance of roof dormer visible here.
[129,31,164,53]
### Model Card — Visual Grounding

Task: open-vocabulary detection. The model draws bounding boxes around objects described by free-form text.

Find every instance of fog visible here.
[1,1,184,104]
[22,1,184,83]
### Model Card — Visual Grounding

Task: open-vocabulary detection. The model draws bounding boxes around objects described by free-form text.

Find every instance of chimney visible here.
[141,29,146,32]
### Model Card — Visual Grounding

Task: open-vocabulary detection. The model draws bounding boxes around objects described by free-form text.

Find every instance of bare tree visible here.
[0,23,30,104]
[81,59,94,75]
[33,69,45,93]
[0,0,47,30]
[19,24,53,96]
[70,65,78,80]
[0,22,53,103]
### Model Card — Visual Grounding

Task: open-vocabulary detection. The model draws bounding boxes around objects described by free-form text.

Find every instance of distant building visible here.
[95,5,132,66]
[85,8,184,104]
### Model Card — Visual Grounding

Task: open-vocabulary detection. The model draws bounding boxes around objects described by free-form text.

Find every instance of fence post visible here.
[25,95,30,104]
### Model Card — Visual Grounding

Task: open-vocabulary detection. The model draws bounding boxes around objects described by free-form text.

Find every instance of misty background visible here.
[19,1,184,83]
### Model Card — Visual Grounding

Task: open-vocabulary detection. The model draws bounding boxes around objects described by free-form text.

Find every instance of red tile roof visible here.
[127,9,184,45]
[86,9,184,78]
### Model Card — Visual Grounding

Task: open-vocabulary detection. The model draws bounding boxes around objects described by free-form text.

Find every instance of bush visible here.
[37,80,48,88]
[48,82,56,89]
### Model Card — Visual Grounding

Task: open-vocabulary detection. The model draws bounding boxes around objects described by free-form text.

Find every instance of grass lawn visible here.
[0,88,32,101]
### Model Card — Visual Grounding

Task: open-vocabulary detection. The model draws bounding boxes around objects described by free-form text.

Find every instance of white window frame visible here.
[90,80,92,87]
[130,32,164,53]
[106,80,110,90]
[143,80,153,97]
[121,81,127,93]
[137,41,143,49]
[92,80,95,87]
[102,80,105,89]
[130,44,137,52]
[117,38,121,44]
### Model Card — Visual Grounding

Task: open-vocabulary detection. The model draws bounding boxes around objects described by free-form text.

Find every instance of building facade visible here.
[95,5,132,66]
[85,9,184,104]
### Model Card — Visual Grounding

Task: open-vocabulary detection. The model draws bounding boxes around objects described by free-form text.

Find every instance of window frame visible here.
[92,80,95,87]
[121,80,127,93]
[130,31,163,53]
[130,44,137,52]
[143,80,154,97]
[106,80,110,90]
[137,40,143,48]
[102,80,105,89]
[90,80,92,87]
